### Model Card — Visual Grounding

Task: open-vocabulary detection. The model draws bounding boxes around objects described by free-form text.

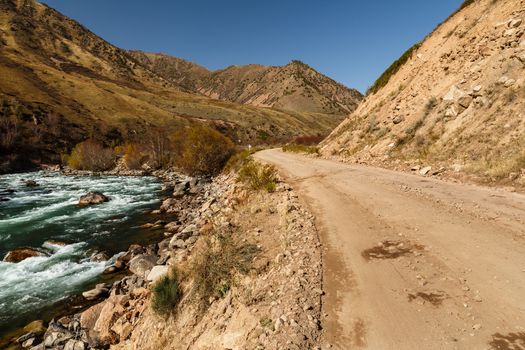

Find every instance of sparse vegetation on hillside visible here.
[367,43,421,95]
[282,144,320,155]
[189,234,259,313]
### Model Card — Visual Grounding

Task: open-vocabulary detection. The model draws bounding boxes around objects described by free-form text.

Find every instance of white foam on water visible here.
[0,242,113,325]
[0,171,161,329]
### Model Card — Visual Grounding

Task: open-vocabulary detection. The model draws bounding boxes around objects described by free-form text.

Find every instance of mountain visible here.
[0,0,360,172]
[128,52,363,115]
[321,0,525,186]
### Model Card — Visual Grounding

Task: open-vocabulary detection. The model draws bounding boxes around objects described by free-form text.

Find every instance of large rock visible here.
[63,339,86,350]
[82,285,109,301]
[128,254,157,278]
[443,85,466,102]
[80,295,129,346]
[3,248,47,263]
[80,302,105,330]
[78,192,110,206]
[164,221,180,233]
[160,198,178,211]
[25,180,39,187]
[458,95,473,109]
[146,265,168,282]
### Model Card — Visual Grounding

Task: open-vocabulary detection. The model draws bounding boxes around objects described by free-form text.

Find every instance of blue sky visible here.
[40,0,463,93]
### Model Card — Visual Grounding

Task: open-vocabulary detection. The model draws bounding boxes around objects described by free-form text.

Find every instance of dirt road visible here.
[255,149,525,350]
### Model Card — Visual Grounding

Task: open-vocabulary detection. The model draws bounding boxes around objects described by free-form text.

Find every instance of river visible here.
[0,171,162,335]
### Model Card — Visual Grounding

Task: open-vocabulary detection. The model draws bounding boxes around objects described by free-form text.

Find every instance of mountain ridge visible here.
[128,51,363,115]
[0,0,361,172]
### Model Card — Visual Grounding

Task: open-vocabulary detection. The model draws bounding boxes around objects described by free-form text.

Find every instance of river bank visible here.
[2,164,325,349]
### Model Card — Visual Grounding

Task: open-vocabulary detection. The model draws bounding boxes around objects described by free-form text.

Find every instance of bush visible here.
[67,139,115,171]
[190,235,259,313]
[117,143,144,170]
[223,149,252,173]
[238,160,277,193]
[175,126,235,176]
[282,144,319,154]
[151,270,181,317]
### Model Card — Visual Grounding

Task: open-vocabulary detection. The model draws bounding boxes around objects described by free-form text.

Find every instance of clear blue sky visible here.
[39,0,463,93]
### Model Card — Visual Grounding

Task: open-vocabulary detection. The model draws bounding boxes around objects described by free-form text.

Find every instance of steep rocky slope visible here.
[321,0,525,186]
[129,51,363,115]
[0,0,350,172]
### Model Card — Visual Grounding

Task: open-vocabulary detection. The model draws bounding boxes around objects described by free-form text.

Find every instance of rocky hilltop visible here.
[0,0,357,172]
[129,51,363,115]
[321,0,525,186]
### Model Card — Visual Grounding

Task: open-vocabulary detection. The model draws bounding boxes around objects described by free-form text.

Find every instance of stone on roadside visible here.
[146,265,168,282]
[419,166,432,176]
[128,254,157,278]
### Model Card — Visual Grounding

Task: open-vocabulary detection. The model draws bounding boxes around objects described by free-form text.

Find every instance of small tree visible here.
[68,139,115,171]
[175,126,235,175]
[118,143,144,170]
[145,129,171,169]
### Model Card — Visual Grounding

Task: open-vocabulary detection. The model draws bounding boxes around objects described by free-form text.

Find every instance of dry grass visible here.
[188,234,259,313]
[238,160,278,193]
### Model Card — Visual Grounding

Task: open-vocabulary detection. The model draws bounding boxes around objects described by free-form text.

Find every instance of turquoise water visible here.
[0,172,162,334]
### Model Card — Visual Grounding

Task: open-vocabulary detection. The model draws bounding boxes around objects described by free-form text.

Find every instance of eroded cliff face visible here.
[322,0,525,186]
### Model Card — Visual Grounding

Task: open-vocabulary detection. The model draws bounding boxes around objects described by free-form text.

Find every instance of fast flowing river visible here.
[0,171,162,335]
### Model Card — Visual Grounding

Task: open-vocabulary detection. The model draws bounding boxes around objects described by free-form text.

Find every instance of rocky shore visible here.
[3,166,324,349]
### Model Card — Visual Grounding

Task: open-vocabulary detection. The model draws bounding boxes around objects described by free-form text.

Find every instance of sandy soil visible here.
[255,149,525,350]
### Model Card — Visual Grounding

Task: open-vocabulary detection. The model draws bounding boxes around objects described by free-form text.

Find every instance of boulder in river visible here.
[78,192,110,206]
[24,180,39,187]
[3,247,47,263]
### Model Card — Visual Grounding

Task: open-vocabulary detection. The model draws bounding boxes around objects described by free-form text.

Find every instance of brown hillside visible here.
[129,52,363,115]
[0,0,351,172]
[321,0,525,187]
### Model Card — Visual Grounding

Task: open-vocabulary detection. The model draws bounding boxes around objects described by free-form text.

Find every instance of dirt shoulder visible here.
[255,148,525,350]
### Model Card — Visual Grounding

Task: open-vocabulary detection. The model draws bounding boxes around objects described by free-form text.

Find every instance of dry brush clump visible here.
[67,139,115,171]
[173,126,235,176]
[115,143,145,170]
[238,159,278,193]
[187,233,259,313]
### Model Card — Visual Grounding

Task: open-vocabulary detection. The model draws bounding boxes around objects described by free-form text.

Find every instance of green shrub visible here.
[68,139,115,171]
[190,235,259,313]
[238,160,277,193]
[367,43,421,96]
[174,126,235,176]
[151,270,181,317]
